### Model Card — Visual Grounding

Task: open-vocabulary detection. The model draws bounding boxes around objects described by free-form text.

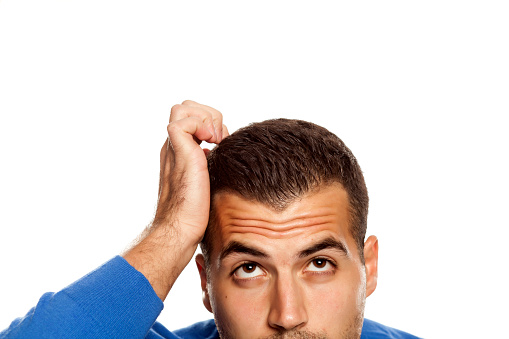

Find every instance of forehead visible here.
[210,184,356,256]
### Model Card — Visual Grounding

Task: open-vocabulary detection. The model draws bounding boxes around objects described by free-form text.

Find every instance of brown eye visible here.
[242,264,256,273]
[313,259,327,268]
[233,263,265,279]
[305,258,335,273]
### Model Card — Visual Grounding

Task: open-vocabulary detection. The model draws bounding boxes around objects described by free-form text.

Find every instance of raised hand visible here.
[123,100,229,301]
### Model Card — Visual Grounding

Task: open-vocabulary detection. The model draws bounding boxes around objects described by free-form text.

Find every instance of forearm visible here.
[122,221,199,302]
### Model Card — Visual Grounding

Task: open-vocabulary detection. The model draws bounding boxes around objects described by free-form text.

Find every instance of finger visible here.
[170,104,218,143]
[180,100,224,143]
[181,100,224,143]
[181,100,222,118]
[221,123,230,139]
[167,116,214,155]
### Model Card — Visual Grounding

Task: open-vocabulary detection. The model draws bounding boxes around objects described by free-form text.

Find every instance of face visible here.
[196,184,378,339]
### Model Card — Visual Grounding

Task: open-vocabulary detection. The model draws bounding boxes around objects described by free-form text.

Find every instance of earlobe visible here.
[363,235,379,297]
[195,254,213,313]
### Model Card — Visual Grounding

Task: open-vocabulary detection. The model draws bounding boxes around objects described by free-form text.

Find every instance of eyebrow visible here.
[219,237,349,262]
[298,237,349,258]
[219,241,269,261]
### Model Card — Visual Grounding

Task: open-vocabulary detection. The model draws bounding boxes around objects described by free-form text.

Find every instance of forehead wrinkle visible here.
[224,223,335,240]
[209,186,353,260]
[224,214,338,233]
[215,192,342,221]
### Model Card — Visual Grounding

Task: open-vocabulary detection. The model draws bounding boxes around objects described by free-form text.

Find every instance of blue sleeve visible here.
[0,256,164,339]
[361,319,421,339]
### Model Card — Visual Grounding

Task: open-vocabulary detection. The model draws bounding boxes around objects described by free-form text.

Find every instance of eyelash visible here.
[305,257,338,274]
[230,261,265,279]
[230,258,338,279]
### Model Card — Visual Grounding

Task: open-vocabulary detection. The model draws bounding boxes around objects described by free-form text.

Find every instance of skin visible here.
[122,100,378,338]
[196,185,379,339]
[123,100,229,300]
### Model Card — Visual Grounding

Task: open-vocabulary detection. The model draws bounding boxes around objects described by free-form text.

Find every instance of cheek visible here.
[209,280,269,332]
[306,270,366,326]
[307,284,358,313]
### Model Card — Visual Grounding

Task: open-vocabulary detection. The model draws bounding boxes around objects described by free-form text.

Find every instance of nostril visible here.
[268,276,308,331]
[268,312,307,331]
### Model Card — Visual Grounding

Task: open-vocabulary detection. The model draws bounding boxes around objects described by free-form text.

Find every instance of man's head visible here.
[196,119,378,338]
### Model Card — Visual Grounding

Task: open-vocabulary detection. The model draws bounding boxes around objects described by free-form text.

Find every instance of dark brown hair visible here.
[200,119,369,265]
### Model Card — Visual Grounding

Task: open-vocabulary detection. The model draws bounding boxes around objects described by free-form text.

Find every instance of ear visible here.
[195,254,213,313]
[363,235,379,297]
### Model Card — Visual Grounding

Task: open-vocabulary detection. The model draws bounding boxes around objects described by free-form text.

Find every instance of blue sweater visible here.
[0,257,419,338]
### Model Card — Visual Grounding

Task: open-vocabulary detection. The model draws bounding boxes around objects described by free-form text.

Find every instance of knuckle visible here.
[170,104,183,116]
[167,122,179,135]
[203,114,213,124]
[181,99,195,106]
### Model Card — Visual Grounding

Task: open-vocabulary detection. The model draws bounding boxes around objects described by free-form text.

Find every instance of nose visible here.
[267,274,308,331]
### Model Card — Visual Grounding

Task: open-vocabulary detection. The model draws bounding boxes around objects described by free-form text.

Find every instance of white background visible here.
[0,1,508,338]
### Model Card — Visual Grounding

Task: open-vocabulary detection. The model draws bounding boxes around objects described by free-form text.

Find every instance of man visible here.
[1,101,419,338]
